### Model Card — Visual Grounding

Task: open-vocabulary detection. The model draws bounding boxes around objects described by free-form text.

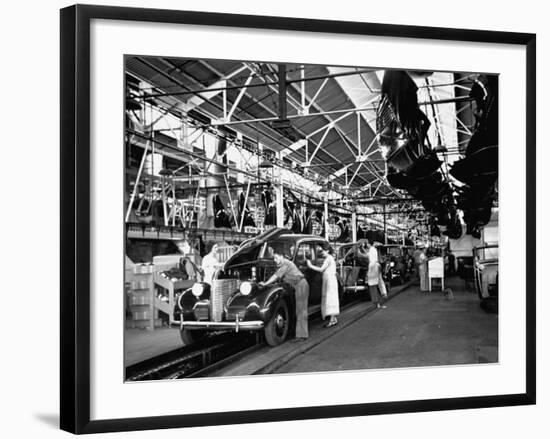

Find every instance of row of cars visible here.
[473,245,499,302]
[173,229,415,346]
[455,244,499,304]
[335,242,414,296]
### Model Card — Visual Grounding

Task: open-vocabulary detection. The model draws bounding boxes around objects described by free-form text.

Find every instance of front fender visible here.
[176,284,209,317]
[225,284,291,323]
[258,285,290,322]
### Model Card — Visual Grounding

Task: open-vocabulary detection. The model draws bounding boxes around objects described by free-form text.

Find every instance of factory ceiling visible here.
[126,56,477,200]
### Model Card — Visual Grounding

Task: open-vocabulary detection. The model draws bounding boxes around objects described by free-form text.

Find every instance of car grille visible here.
[211,278,239,322]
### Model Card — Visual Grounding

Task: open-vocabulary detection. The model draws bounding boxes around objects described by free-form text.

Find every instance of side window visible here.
[295,243,313,266]
[264,240,294,260]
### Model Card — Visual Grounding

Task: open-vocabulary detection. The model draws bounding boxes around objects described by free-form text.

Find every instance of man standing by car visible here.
[259,250,310,341]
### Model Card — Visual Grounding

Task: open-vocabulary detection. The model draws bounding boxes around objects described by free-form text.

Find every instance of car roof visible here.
[277,234,326,241]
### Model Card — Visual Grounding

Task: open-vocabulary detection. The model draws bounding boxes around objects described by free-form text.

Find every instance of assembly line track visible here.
[125,332,261,381]
[124,287,409,381]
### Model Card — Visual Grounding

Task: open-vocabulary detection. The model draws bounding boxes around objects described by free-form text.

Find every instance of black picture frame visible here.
[60,4,536,434]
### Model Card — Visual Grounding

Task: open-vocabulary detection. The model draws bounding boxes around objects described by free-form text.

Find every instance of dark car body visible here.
[473,245,498,300]
[336,242,369,294]
[174,228,335,346]
[378,245,413,285]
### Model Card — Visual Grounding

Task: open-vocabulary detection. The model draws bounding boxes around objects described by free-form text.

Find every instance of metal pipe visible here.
[351,212,357,242]
[303,159,386,168]
[207,96,474,128]
[383,203,388,245]
[278,64,287,120]
[239,179,252,232]
[223,175,239,230]
[324,199,329,241]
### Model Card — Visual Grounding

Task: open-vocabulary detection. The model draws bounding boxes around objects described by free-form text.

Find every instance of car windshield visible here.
[263,240,295,260]
[386,247,401,257]
[475,246,499,261]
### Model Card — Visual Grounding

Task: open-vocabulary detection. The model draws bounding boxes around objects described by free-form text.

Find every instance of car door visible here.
[294,241,322,306]
[340,245,358,289]
[473,250,483,297]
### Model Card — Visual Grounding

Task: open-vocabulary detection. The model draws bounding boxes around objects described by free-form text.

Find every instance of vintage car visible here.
[174,228,342,346]
[473,245,498,301]
[378,245,413,285]
[336,242,370,299]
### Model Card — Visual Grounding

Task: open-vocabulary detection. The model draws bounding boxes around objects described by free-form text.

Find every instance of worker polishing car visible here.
[173,228,342,346]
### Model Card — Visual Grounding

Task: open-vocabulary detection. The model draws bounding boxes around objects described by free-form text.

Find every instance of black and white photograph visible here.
[2,0,544,437]
[123,57,500,381]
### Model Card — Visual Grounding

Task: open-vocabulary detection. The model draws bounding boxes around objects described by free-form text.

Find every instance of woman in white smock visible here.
[307,242,340,327]
[366,239,387,309]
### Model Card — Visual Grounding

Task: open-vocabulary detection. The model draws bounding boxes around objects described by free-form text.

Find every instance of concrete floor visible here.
[277,277,498,374]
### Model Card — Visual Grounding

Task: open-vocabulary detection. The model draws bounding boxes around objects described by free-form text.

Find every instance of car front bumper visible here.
[180,320,264,332]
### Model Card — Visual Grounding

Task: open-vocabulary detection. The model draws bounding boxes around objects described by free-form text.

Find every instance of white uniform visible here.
[321,254,340,319]
[367,246,380,286]
[201,253,219,284]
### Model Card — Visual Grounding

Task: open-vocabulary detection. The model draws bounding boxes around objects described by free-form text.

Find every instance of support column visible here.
[180,114,188,149]
[324,199,329,240]
[352,211,357,242]
[278,64,287,120]
[383,203,388,245]
[275,183,284,228]
[275,153,284,228]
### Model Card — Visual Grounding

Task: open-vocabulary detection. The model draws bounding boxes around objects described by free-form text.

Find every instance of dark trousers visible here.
[294,279,309,338]
[369,284,386,304]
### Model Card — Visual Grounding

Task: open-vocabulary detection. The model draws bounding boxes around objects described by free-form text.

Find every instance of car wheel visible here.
[264,300,289,346]
[180,328,206,345]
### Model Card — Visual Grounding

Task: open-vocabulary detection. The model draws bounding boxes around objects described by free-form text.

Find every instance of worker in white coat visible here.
[201,241,221,285]
[365,239,387,309]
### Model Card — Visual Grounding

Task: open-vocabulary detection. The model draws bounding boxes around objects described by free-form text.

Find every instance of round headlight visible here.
[390,261,395,267]
[239,281,253,296]
[191,283,204,297]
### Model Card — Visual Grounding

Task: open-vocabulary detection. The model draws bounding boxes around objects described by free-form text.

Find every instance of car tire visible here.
[264,300,289,347]
[180,328,206,345]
